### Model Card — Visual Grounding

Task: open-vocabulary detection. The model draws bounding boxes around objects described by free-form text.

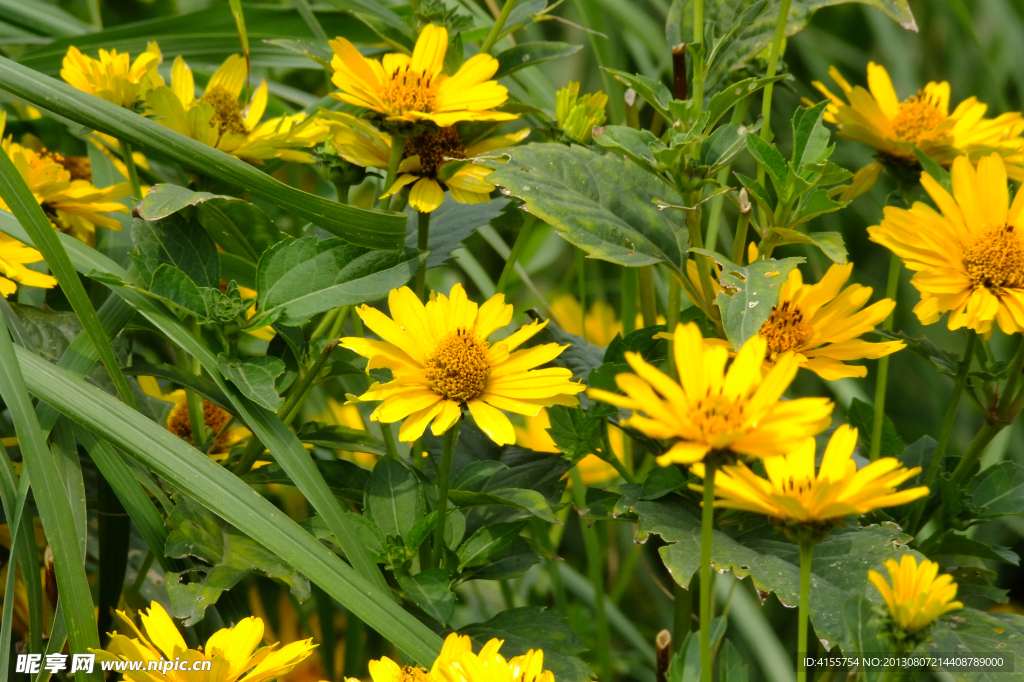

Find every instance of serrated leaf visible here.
[968,461,1024,519]
[745,134,788,193]
[494,41,582,79]
[218,355,286,412]
[924,608,1024,676]
[398,569,455,625]
[922,530,1019,565]
[366,457,422,540]
[705,75,786,130]
[469,537,540,581]
[700,122,748,171]
[792,188,848,225]
[149,264,210,319]
[545,405,602,462]
[593,125,662,173]
[639,465,687,500]
[448,488,559,524]
[457,521,526,570]
[132,213,220,289]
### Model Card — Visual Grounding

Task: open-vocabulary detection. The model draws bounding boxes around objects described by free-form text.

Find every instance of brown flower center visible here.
[891,91,944,143]
[963,225,1024,294]
[404,126,465,178]
[399,667,436,682]
[167,397,234,447]
[201,85,248,136]
[423,328,490,401]
[43,149,92,181]
[382,66,437,115]
[759,300,813,356]
[689,394,745,438]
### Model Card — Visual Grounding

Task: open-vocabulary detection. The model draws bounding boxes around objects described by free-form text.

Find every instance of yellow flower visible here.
[556,82,607,144]
[146,53,327,163]
[549,294,625,347]
[515,408,628,486]
[0,234,57,297]
[745,263,903,380]
[341,283,585,445]
[91,600,317,682]
[329,24,517,127]
[868,153,1024,335]
[813,62,1024,181]
[322,111,527,212]
[61,43,163,109]
[691,424,928,524]
[868,555,963,632]
[588,322,833,465]
[138,376,247,454]
[429,632,554,682]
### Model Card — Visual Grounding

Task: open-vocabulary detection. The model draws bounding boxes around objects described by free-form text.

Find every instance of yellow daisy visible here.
[0,234,57,297]
[91,601,317,682]
[691,424,928,524]
[737,262,903,380]
[868,153,1024,335]
[322,111,527,212]
[588,322,834,465]
[340,283,585,445]
[868,555,963,632]
[814,62,1024,180]
[146,53,327,163]
[61,43,163,109]
[515,408,629,486]
[432,632,554,682]
[328,24,517,127]
[138,376,247,454]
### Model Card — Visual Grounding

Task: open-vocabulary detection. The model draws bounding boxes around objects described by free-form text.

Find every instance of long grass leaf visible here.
[0,444,40,657]
[13,345,444,665]
[0,0,91,37]
[0,57,407,250]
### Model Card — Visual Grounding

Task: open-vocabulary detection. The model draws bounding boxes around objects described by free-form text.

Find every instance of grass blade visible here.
[0,0,91,37]
[0,444,41,657]
[0,57,407,250]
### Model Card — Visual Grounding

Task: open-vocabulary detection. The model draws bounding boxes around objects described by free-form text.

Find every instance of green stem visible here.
[187,321,208,448]
[758,0,792,145]
[870,253,901,461]
[414,210,431,302]
[576,248,587,341]
[638,266,658,327]
[495,215,536,295]
[383,134,405,210]
[601,421,636,483]
[432,421,461,568]
[119,138,143,203]
[380,423,400,460]
[667,279,680,376]
[797,540,814,682]
[343,610,364,677]
[730,208,751,265]
[571,467,612,682]
[621,267,638,336]
[699,458,717,682]
[692,0,705,113]
[479,0,519,54]
[950,419,1002,484]
[995,335,1024,416]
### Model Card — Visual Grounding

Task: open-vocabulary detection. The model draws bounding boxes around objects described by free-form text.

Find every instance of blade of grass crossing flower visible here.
[0,444,41,656]
[0,150,136,412]
[12,345,444,666]
[0,316,102,682]
[0,57,407,250]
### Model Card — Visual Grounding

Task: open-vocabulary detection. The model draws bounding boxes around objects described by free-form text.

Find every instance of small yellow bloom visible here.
[341,283,585,445]
[322,111,527,212]
[868,555,963,632]
[556,82,607,144]
[589,322,833,464]
[329,24,517,127]
[91,601,317,682]
[813,62,1024,185]
[433,632,554,682]
[0,234,57,298]
[692,424,928,523]
[146,53,327,163]
[869,153,1024,335]
[515,408,628,486]
[61,43,163,109]
[138,376,246,454]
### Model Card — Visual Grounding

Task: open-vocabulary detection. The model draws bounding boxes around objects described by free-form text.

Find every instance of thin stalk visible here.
[666,280,680,376]
[610,540,641,604]
[621,267,638,335]
[432,421,461,567]
[758,0,793,145]
[692,0,705,112]
[495,215,536,295]
[870,253,901,460]
[950,420,1002,484]
[479,0,519,54]
[706,98,751,252]
[382,134,405,210]
[186,389,208,449]
[602,422,636,484]
[699,459,717,682]
[414,210,431,301]
[995,336,1024,416]
[731,209,751,265]
[119,138,143,203]
[571,467,612,682]
[638,266,658,327]
[576,248,587,341]
[796,540,814,682]
[343,610,364,677]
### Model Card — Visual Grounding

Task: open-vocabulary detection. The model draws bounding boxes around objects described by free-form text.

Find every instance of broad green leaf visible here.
[603,68,673,120]
[218,355,286,412]
[0,57,407,249]
[469,538,540,581]
[366,458,423,540]
[638,466,687,500]
[839,595,886,682]
[847,397,904,459]
[792,189,848,225]
[593,126,662,173]
[164,495,310,625]
[252,237,425,328]
[699,122,747,170]
[405,198,508,269]
[459,607,593,682]
[921,530,1019,565]
[667,617,727,682]
[791,101,831,170]
[745,134,788,193]
[719,640,749,682]
[705,75,786,129]
[447,488,560,524]
[545,405,602,463]
[770,228,848,264]
[397,569,455,625]
[924,608,1024,679]
[494,42,582,79]
[968,462,1024,519]
[452,461,509,491]
[132,213,220,289]
[148,264,213,319]
[488,144,687,273]
[457,521,526,570]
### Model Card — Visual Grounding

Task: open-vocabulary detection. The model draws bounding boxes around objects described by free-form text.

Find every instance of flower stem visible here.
[758,0,792,145]
[576,248,587,341]
[601,421,636,483]
[797,539,814,682]
[692,0,705,113]
[699,458,717,682]
[571,466,612,682]
[730,207,751,265]
[383,133,405,210]
[621,267,638,335]
[432,420,462,568]
[414,210,431,302]
[638,266,658,327]
[119,138,144,203]
[495,214,536,295]
[870,252,901,460]
[479,0,519,54]
[667,279,681,376]
[950,419,1001,484]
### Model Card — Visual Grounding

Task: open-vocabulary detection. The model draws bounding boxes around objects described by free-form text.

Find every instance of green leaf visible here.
[603,68,672,120]
[397,569,455,625]
[924,608,1024,676]
[0,57,407,249]
[252,237,425,328]
[366,458,423,540]
[405,198,508,269]
[0,0,90,36]
[791,101,831,170]
[913,147,953,193]
[457,521,526,570]
[699,122,747,170]
[218,355,286,412]
[639,465,687,500]
[839,595,886,682]
[459,607,593,682]
[792,189,848,225]
[968,462,1024,519]
[545,405,602,462]
[448,488,560,524]
[164,495,310,625]
[494,42,582,79]
[745,134,789,193]
[593,126,662,173]
[131,212,220,289]
[148,264,212,319]
[241,460,370,502]
[921,530,1019,565]
[705,76,786,130]
[846,397,905,459]
[469,537,540,581]
[295,422,385,456]
[452,461,509,491]
[770,228,848,264]
[488,144,687,273]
